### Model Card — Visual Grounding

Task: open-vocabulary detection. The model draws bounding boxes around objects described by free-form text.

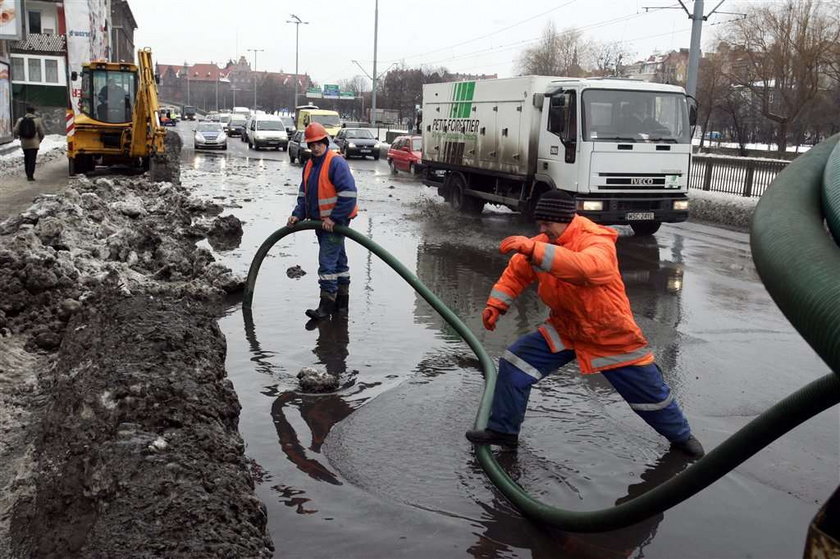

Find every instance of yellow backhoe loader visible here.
[66,48,174,179]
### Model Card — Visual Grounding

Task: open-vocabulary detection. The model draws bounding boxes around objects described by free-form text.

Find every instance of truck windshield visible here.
[80,69,137,123]
[582,89,689,143]
[311,114,341,127]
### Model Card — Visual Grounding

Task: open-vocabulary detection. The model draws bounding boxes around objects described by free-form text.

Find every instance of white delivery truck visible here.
[421,76,696,235]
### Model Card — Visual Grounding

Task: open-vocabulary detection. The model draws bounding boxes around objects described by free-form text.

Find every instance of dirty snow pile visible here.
[0,134,67,176]
[0,174,244,350]
[688,188,759,230]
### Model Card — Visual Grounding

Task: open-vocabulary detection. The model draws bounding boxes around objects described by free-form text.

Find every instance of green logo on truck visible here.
[449,81,475,118]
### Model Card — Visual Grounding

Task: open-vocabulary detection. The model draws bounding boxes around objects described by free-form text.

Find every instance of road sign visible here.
[323,84,340,98]
[306,87,322,99]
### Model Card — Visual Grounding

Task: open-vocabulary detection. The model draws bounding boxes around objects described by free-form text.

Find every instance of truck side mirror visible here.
[687,95,698,126]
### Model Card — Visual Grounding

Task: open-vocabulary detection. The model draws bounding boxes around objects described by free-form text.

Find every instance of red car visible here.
[387,135,422,175]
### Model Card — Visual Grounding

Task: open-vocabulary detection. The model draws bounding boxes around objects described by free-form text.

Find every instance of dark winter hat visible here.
[533,190,576,223]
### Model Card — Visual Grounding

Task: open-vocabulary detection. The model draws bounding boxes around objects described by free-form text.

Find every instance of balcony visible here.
[11,33,66,54]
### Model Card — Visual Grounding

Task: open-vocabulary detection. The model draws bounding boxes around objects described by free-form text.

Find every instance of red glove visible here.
[499,235,535,256]
[482,306,501,331]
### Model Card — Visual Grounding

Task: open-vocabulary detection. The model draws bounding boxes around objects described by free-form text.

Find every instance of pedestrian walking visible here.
[287,123,358,320]
[466,190,705,458]
[12,106,46,182]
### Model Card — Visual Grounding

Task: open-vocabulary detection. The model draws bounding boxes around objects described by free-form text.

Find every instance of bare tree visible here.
[721,0,840,152]
[695,54,729,149]
[590,41,633,77]
[517,22,589,76]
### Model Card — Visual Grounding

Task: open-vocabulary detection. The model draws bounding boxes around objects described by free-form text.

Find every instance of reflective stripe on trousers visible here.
[315,228,350,292]
[487,330,692,442]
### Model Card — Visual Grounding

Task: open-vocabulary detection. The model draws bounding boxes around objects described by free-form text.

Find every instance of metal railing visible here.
[690,154,789,198]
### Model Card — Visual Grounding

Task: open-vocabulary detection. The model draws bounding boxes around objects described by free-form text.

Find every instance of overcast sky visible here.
[133,0,783,86]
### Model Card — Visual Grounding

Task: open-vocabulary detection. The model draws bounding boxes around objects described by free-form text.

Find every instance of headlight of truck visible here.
[581,201,603,211]
[673,200,689,211]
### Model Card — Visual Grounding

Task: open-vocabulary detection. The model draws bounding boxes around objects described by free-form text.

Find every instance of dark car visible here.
[288,130,341,164]
[227,115,248,137]
[334,127,381,160]
[387,135,423,175]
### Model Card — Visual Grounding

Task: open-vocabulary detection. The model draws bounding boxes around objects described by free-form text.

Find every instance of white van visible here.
[248,115,289,150]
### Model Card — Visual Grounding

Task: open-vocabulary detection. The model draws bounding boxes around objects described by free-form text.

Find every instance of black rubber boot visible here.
[335,285,350,317]
[305,291,337,320]
[670,434,705,459]
[465,428,519,449]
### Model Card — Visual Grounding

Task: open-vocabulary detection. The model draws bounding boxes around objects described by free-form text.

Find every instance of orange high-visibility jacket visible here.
[302,150,358,219]
[486,214,652,374]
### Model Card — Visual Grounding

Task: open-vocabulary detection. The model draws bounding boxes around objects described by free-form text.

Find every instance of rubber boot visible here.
[335,284,350,317]
[305,291,337,320]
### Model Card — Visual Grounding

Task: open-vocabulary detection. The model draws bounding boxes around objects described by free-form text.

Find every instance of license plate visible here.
[360,149,371,153]
[626,212,655,220]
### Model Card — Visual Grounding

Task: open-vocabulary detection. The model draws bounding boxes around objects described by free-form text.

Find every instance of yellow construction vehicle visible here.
[66,48,169,177]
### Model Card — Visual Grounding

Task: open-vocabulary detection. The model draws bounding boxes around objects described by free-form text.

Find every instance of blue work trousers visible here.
[315,229,349,293]
[487,331,691,443]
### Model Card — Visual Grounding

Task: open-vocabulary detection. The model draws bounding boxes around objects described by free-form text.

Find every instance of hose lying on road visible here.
[243,134,840,532]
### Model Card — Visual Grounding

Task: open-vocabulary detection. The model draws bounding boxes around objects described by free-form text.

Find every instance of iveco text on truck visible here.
[421,76,696,235]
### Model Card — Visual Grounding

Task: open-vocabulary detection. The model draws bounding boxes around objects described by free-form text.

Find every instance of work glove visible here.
[482,306,501,331]
[499,235,535,257]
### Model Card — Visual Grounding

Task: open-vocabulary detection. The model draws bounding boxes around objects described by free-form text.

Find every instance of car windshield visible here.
[311,114,341,127]
[197,123,223,132]
[345,129,374,139]
[257,120,285,131]
[412,138,422,151]
[582,89,689,143]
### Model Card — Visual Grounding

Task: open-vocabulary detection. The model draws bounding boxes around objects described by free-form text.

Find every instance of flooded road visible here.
[178,124,837,558]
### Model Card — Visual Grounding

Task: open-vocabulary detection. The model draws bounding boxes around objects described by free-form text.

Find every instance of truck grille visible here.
[597,173,677,189]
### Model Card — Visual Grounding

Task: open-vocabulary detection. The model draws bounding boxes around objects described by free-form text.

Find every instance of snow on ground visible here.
[692,137,812,154]
[688,187,759,230]
[0,135,67,177]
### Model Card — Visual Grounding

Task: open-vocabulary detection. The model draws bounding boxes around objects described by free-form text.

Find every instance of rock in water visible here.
[297,366,339,392]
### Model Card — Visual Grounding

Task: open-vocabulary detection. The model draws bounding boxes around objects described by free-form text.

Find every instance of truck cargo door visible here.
[498,102,522,172]
[477,105,497,167]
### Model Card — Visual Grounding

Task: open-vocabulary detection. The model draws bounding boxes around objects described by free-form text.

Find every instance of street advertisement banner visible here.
[0,0,23,40]
[0,61,12,143]
[65,0,110,114]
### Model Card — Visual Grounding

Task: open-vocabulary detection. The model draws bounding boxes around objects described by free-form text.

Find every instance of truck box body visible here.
[421,76,693,234]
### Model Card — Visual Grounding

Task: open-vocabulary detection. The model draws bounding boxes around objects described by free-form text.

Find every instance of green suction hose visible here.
[244,135,840,532]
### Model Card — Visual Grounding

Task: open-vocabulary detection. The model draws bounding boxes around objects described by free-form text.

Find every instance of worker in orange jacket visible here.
[466,190,704,458]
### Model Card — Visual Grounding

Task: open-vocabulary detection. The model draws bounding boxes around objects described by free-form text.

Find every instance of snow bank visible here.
[689,188,758,230]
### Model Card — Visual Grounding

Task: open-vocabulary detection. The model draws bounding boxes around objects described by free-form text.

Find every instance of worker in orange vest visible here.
[288,123,358,320]
[466,190,704,458]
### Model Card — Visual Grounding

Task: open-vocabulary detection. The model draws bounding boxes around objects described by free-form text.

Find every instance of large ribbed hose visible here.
[244,135,840,532]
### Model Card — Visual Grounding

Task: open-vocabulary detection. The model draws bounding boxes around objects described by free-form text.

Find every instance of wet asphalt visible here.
[176,123,838,559]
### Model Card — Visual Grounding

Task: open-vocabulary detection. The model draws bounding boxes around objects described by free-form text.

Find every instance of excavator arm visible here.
[130,48,166,158]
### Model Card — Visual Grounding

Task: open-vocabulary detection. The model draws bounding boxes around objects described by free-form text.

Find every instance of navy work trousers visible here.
[315,228,349,293]
[487,330,692,443]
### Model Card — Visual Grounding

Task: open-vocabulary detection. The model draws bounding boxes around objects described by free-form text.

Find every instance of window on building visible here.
[28,59,42,82]
[28,10,42,34]
[45,59,58,83]
[11,57,24,81]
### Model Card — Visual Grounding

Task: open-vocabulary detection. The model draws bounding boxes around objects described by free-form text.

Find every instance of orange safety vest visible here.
[486,214,653,374]
[302,150,358,219]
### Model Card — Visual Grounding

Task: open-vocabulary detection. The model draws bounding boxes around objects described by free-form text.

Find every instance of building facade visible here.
[110,0,136,63]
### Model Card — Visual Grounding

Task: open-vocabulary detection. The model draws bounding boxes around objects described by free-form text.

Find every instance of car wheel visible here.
[409,163,416,176]
[373,153,380,161]
[222,143,228,150]
[389,159,398,175]
[289,151,296,163]
[248,140,254,149]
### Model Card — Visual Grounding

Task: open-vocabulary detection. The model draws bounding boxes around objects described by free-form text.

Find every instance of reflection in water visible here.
[243,308,359,495]
[469,450,693,559]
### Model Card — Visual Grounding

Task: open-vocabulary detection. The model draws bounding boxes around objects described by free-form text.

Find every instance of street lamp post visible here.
[286,14,309,110]
[247,48,264,110]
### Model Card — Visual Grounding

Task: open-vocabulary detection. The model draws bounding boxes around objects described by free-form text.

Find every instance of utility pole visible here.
[287,14,309,110]
[247,48,264,110]
[645,1,737,97]
[371,0,378,125]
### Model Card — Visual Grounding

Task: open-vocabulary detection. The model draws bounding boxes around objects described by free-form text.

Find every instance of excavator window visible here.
[79,69,137,124]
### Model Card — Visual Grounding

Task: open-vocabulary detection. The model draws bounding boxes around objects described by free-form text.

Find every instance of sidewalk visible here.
[0,158,70,219]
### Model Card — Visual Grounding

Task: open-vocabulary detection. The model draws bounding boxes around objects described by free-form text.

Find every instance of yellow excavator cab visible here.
[67,49,166,176]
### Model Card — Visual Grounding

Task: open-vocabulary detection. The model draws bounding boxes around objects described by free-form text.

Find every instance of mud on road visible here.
[0,160,271,556]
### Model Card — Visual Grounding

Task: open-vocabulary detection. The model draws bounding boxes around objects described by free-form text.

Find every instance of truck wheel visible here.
[630,221,662,236]
[68,158,76,176]
[449,175,484,215]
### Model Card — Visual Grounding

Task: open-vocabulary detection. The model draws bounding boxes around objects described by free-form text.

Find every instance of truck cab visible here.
[295,106,342,137]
